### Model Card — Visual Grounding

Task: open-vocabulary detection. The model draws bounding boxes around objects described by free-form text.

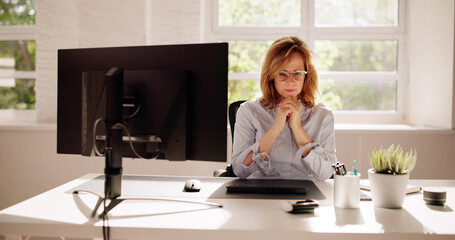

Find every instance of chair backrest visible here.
[220,100,246,178]
[228,100,246,141]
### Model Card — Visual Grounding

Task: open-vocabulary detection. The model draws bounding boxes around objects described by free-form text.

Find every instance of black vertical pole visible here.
[104,67,124,199]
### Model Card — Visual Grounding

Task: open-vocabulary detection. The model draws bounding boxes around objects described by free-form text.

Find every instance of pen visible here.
[353,160,357,176]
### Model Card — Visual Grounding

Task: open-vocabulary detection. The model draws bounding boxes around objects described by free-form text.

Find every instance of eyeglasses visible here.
[275,70,307,82]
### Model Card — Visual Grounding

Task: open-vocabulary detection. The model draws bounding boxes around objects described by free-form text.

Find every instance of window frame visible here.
[210,0,407,124]
[0,25,36,122]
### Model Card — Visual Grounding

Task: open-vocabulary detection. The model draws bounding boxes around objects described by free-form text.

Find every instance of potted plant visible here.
[368,144,417,208]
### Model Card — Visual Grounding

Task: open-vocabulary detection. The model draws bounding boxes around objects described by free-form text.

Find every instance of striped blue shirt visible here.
[231,99,337,180]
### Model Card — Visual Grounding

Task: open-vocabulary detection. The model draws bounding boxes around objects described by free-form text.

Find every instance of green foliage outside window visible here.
[219,0,300,27]
[0,0,35,25]
[316,40,397,110]
[315,40,397,72]
[0,78,35,109]
[227,41,271,105]
[314,0,398,27]
[0,0,36,110]
[320,79,396,111]
[228,41,270,73]
[228,80,261,105]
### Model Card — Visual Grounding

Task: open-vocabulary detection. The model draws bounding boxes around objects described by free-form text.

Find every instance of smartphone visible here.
[280,199,319,213]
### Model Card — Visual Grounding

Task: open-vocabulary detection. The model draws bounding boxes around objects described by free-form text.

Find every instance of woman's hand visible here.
[278,97,303,131]
[279,97,313,156]
[273,100,292,133]
[253,98,293,163]
[249,97,311,166]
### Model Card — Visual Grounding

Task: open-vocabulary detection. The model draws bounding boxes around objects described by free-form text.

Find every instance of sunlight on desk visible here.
[1,174,455,240]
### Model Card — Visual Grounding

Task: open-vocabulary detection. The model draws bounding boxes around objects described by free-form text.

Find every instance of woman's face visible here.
[273,52,305,101]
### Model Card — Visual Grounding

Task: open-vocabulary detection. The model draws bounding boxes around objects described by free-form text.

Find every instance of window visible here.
[0,0,36,121]
[212,0,406,124]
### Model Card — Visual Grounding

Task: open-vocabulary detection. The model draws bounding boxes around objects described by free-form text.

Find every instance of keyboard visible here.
[226,179,308,194]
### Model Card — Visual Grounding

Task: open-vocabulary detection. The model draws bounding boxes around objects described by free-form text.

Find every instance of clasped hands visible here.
[252,97,313,165]
[273,97,314,155]
[274,97,304,132]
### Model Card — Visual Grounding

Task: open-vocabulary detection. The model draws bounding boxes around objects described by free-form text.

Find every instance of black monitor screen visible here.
[57,43,228,162]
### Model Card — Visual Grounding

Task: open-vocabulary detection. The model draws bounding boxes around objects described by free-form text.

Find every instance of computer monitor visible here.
[57,43,228,203]
[80,68,190,160]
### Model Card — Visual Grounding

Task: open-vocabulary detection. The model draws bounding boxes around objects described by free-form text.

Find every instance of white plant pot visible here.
[368,168,409,209]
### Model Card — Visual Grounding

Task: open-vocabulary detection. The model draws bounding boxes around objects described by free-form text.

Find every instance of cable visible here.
[112,122,160,160]
[92,117,160,160]
[123,100,141,119]
[103,187,110,240]
[93,118,106,156]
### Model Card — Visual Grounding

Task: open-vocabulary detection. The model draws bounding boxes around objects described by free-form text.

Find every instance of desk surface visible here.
[1,174,455,240]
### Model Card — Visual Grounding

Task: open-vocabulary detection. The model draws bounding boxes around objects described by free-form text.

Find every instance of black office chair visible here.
[228,100,246,140]
[215,100,246,177]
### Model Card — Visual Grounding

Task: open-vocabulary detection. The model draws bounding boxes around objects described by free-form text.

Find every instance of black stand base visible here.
[91,197,124,218]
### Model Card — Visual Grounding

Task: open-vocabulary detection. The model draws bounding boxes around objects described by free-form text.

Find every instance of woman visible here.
[231,36,337,180]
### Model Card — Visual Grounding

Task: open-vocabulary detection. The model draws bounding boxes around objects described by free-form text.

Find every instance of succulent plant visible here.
[369,144,417,174]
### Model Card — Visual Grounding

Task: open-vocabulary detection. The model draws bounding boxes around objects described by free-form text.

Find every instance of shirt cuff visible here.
[299,143,333,181]
[241,142,271,171]
[296,142,319,159]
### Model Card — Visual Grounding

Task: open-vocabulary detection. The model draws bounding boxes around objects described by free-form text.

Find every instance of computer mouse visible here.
[184,179,202,192]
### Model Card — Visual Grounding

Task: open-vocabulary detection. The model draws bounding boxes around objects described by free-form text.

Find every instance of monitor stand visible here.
[73,121,222,219]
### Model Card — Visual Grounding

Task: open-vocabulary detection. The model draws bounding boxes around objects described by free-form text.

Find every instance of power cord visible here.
[112,122,160,160]
[103,187,110,240]
[92,118,160,160]
[93,118,106,156]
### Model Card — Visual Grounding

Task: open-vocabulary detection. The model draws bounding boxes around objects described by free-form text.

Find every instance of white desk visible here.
[1,174,454,240]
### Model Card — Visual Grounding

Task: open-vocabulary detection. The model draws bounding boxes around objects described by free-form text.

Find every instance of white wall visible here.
[1,0,455,211]
[407,0,455,128]
[35,0,150,122]
[148,0,203,44]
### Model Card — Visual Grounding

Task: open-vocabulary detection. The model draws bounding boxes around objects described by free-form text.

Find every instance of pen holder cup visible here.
[334,173,360,208]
